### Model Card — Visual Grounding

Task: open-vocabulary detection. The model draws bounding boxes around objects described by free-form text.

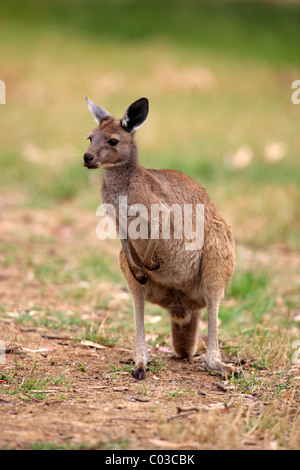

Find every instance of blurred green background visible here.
[1,0,300,249]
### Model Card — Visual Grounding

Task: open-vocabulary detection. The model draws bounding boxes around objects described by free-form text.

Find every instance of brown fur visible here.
[83,98,235,379]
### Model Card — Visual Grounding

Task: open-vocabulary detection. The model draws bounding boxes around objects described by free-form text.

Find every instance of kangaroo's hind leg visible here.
[204,297,235,376]
[204,298,225,373]
[201,227,235,375]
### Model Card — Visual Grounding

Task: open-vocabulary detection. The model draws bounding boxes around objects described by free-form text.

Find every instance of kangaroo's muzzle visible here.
[83,153,95,167]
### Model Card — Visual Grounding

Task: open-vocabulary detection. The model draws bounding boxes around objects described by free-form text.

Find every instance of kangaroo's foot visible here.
[205,352,240,378]
[132,362,147,380]
[205,351,227,374]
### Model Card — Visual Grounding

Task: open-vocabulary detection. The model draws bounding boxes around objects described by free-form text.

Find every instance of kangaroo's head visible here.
[83,97,149,169]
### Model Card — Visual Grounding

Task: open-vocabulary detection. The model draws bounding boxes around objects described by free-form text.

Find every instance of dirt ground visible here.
[0,202,299,450]
[0,321,237,450]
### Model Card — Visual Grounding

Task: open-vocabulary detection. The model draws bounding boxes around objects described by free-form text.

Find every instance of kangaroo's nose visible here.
[84,153,94,164]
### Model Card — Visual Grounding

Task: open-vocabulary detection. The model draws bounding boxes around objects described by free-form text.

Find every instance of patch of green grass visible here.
[2,0,300,66]
[109,362,133,374]
[0,372,14,384]
[217,268,276,332]
[227,270,268,300]
[32,258,71,285]
[18,375,53,400]
[135,383,156,395]
[4,436,130,450]
[80,254,122,284]
[148,358,164,373]
[82,328,119,348]
[15,309,83,331]
[168,385,196,398]
[2,367,72,402]
[0,150,90,208]
[1,243,20,267]
[28,441,92,450]
[106,438,130,451]
[230,363,294,400]
[220,294,276,334]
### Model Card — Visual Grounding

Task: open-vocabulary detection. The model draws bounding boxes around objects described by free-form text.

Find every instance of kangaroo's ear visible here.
[121,97,149,133]
[86,97,111,125]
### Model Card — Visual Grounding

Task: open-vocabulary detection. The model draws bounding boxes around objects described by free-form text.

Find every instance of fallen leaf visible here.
[21,347,52,353]
[148,439,199,450]
[80,340,107,349]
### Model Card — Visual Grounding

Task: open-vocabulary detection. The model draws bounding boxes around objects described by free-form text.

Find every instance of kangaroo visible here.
[83,97,235,380]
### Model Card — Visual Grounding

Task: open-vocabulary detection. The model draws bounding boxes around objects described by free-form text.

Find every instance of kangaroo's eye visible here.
[87,136,92,142]
[107,138,119,147]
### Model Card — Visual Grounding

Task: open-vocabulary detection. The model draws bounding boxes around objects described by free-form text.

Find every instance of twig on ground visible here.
[167,412,198,422]
[203,396,235,411]
[125,396,150,403]
[216,382,228,392]
[42,334,71,340]
[177,405,200,414]
[107,417,156,423]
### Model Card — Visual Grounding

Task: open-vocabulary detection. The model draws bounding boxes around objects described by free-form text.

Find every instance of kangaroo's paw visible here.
[131,268,148,285]
[144,259,160,271]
